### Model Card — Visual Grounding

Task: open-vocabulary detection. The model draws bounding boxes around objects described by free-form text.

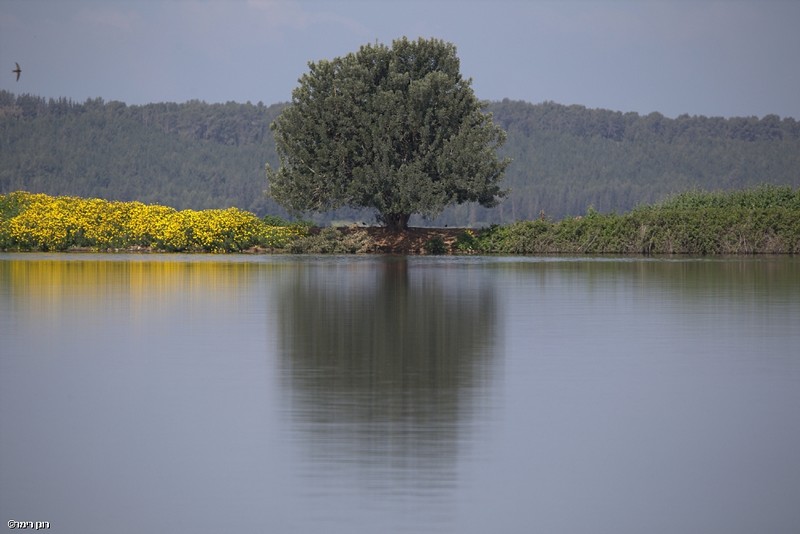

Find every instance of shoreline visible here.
[3,188,799,255]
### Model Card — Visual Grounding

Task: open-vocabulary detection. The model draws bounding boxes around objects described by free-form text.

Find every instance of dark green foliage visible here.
[2,90,800,226]
[0,92,287,217]
[453,230,479,253]
[470,186,800,255]
[651,184,800,211]
[261,214,291,226]
[267,38,509,230]
[423,236,447,255]
[479,101,800,224]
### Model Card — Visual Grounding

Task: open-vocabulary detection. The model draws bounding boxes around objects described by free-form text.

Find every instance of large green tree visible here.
[266,37,509,230]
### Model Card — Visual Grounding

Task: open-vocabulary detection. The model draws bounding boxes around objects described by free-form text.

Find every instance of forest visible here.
[1,90,799,226]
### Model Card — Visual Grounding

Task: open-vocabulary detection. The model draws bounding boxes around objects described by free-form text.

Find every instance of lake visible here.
[1,253,799,534]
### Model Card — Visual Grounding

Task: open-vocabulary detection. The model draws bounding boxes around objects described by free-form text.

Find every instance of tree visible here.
[266,37,509,230]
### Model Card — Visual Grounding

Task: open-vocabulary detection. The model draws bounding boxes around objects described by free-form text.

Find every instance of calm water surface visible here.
[1,254,799,533]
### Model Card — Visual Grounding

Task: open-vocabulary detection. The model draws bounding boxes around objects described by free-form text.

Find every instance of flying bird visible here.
[13,62,21,82]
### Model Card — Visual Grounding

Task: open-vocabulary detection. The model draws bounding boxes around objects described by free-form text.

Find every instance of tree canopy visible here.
[266,37,509,230]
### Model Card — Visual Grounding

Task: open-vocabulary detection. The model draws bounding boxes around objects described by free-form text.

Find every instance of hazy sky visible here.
[1,0,798,118]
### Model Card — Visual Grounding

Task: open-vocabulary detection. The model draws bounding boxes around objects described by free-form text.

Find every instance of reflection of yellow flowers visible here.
[1,191,307,252]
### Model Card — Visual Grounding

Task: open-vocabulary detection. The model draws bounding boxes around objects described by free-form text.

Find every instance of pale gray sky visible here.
[1,0,798,118]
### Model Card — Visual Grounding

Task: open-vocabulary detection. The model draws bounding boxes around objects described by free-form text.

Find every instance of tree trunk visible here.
[383,213,410,231]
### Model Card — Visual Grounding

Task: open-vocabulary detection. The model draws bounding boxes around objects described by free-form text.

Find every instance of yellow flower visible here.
[1,191,306,252]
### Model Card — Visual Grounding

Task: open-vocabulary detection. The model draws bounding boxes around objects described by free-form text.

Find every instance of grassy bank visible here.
[2,186,798,254]
[461,186,800,255]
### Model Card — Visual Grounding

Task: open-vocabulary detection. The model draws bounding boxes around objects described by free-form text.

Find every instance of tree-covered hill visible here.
[0,91,287,217]
[2,90,799,225]
[483,99,800,224]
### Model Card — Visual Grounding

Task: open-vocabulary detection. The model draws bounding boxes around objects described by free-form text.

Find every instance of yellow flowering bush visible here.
[6,193,77,250]
[0,191,307,252]
[127,202,179,246]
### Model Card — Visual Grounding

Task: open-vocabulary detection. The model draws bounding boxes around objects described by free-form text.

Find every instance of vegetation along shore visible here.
[2,186,798,255]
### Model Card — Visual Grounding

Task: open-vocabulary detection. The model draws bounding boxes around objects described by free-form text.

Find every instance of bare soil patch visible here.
[341,226,466,254]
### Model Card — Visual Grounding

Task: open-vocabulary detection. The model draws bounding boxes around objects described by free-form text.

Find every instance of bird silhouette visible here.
[13,62,21,82]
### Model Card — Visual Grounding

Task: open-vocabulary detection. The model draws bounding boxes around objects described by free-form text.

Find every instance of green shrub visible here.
[454,230,479,253]
[471,186,800,255]
[423,236,447,255]
[262,214,291,226]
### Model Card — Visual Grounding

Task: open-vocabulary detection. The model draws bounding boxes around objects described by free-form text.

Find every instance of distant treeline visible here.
[484,100,800,225]
[0,92,285,216]
[2,90,799,225]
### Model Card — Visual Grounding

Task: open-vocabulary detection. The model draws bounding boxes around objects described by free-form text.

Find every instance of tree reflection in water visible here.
[276,257,499,494]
